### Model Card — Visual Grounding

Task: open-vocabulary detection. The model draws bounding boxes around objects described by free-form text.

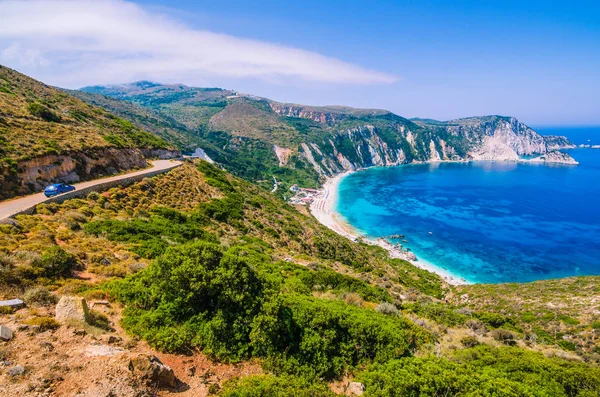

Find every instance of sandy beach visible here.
[309,171,467,286]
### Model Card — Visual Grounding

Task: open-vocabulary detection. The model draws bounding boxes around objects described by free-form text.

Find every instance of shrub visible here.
[26,316,60,332]
[84,211,217,259]
[0,306,14,314]
[27,102,61,122]
[460,336,480,348]
[476,312,513,329]
[88,309,111,331]
[375,302,399,316]
[358,346,600,397]
[112,241,267,359]
[23,286,58,306]
[30,246,78,279]
[558,340,577,351]
[255,294,426,379]
[491,329,516,346]
[220,375,334,397]
[87,191,100,201]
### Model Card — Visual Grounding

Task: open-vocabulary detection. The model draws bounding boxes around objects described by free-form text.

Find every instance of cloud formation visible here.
[0,0,397,87]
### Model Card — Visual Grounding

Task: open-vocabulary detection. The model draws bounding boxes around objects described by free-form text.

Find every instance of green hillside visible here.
[1,160,599,396]
[0,66,171,163]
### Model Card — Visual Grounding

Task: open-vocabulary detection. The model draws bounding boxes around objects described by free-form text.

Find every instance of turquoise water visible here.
[336,127,600,284]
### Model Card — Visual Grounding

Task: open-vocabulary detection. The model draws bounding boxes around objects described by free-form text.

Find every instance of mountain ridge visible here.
[75,81,576,194]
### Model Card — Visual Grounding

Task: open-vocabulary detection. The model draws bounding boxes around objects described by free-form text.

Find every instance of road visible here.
[0,159,182,220]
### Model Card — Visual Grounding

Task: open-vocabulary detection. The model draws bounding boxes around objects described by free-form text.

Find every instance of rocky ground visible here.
[0,297,262,397]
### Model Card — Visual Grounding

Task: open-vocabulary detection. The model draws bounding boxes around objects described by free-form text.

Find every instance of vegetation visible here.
[1,159,599,395]
[357,346,600,396]
[220,375,335,397]
[0,65,172,163]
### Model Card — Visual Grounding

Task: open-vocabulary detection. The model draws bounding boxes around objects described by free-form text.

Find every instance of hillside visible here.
[77,82,577,194]
[0,66,179,199]
[1,160,599,396]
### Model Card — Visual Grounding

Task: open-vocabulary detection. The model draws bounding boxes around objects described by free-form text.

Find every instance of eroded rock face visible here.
[292,115,577,176]
[0,148,180,200]
[127,354,175,388]
[55,296,90,324]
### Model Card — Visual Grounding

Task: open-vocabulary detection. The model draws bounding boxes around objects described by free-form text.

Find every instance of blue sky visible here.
[0,0,599,125]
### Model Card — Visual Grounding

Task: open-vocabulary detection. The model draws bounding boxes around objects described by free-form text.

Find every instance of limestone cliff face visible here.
[0,148,180,200]
[544,135,577,151]
[526,151,579,165]
[289,115,576,176]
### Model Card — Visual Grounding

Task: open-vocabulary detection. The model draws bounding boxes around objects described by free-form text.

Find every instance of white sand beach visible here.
[309,171,467,286]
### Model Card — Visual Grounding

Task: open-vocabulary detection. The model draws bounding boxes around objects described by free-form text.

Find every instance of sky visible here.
[0,0,599,125]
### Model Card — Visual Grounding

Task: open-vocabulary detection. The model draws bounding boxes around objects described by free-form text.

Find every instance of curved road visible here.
[0,159,182,220]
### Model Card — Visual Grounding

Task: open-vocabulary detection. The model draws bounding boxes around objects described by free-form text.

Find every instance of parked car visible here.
[43,183,76,197]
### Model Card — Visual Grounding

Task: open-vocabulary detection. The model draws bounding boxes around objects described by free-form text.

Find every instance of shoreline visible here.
[309,169,468,286]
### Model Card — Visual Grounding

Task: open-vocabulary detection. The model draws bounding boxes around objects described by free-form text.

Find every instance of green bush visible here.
[30,246,78,279]
[220,375,334,397]
[112,241,267,359]
[84,209,217,258]
[26,316,61,332]
[88,309,111,330]
[358,345,600,397]
[197,194,244,223]
[255,294,426,379]
[110,240,426,379]
[491,329,517,346]
[23,286,58,306]
[27,102,61,122]
[460,336,480,348]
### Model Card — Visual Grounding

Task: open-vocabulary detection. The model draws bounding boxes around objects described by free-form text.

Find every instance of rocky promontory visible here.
[525,151,579,165]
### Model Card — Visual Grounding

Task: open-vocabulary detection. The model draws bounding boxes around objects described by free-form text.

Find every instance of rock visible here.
[128,354,175,388]
[85,344,125,357]
[0,325,13,341]
[101,335,122,345]
[40,341,54,351]
[525,150,579,165]
[0,218,20,228]
[17,324,29,331]
[186,365,196,377]
[347,382,365,396]
[55,296,90,324]
[90,300,110,308]
[0,299,25,310]
[7,365,25,377]
[73,329,87,336]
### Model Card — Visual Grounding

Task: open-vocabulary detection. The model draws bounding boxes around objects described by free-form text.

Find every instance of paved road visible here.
[0,160,182,220]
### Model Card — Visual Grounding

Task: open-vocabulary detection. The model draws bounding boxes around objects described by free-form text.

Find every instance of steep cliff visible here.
[287,113,577,176]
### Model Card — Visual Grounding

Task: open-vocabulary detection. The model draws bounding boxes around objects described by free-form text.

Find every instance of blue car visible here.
[44,183,76,198]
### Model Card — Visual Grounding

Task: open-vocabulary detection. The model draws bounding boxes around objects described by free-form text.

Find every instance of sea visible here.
[336,127,600,284]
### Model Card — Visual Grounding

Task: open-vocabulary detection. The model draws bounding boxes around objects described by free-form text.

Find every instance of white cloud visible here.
[0,0,398,87]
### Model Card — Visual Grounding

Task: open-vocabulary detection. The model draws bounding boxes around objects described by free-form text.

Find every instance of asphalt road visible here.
[0,159,182,220]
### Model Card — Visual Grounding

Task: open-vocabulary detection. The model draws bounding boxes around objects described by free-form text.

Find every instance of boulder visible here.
[7,365,25,377]
[0,325,13,341]
[347,382,365,396]
[55,296,90,324]
[128,354,175,388]
[0,299,25,310]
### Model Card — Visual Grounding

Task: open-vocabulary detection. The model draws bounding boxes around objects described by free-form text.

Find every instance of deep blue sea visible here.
[337,127,600,284]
